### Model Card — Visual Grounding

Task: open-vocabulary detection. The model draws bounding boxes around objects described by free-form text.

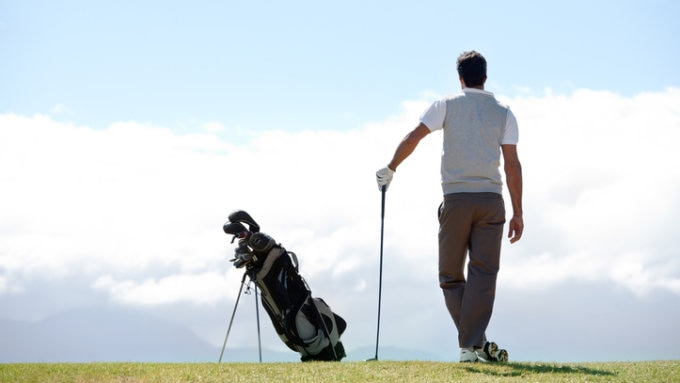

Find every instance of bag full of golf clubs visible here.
[223,210,347,361]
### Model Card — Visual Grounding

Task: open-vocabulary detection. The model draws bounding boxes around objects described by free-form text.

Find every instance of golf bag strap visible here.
[288,251,299,272]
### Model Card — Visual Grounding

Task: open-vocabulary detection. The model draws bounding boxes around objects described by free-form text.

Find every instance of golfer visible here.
[376,50,523,363]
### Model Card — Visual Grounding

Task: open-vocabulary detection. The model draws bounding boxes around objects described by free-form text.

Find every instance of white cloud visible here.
[1,88,679,359]
[497,88,680,295]
[202,121,225,134]
[91,272,231,305]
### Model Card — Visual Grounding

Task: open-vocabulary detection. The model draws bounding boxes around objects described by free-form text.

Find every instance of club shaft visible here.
[374,185,386,360]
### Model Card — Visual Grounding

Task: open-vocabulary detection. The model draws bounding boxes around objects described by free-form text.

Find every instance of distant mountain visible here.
[0,307,294,363]
[0,306,446,363]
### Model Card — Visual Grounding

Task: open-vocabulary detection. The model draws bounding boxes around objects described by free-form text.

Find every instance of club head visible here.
[365,357,379,362]
[228,210,260,233]
[231,253,254,268]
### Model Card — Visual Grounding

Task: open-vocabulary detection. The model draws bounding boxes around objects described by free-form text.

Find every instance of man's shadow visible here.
[464,362,616,377]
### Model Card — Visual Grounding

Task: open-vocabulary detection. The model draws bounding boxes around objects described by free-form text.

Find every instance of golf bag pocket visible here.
[252,246,346,361]
[293,296,347,361]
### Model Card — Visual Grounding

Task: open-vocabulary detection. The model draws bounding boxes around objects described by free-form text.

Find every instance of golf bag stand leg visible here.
[255,285,262,363]
[218,272,248,363]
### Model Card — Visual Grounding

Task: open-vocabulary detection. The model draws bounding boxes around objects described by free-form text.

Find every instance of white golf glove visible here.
[376,166,395,191]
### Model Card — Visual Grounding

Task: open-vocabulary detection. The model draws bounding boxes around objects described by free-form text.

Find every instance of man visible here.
[376,51,523,363]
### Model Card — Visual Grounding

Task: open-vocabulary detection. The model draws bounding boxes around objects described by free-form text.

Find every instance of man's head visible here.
[457,51,487,88]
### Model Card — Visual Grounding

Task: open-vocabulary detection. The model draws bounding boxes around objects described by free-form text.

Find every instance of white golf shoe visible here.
[459,347,478,363]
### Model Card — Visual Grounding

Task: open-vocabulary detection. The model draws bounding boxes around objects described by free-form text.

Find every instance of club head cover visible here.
[228,210,260,233]
[248,232,275,254]
[223,221,248,236]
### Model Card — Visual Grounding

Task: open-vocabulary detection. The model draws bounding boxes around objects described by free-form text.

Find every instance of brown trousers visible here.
[438,192,505,349]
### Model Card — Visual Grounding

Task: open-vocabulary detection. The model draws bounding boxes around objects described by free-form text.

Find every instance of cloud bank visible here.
[1,87,679,361]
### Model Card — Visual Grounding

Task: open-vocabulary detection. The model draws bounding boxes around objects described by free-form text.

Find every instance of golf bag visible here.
[223,210,347,361]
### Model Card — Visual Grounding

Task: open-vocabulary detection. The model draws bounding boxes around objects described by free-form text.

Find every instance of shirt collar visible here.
[462,87,494,96]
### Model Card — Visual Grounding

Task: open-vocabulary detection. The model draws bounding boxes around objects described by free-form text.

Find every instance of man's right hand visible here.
[508,215,524,244]
[376,167,395,191]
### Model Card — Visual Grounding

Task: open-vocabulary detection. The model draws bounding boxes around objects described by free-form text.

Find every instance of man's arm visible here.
[501,144,523,243]
[387,123,431,171]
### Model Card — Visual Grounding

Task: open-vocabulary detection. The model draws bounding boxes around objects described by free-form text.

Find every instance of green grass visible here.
[1,360,678,383]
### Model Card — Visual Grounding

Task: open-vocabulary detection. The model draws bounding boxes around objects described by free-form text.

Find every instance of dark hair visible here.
[457,51,487,87]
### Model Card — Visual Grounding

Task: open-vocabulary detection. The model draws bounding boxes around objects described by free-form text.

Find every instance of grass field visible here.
[1,360,678,383]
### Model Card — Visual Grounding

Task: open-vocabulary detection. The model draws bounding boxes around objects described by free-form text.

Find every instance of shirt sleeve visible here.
[419,99,447,132]
[501,108,519,145]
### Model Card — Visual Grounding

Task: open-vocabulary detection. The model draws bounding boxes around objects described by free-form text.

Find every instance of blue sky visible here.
[1,0,679,363]
[2,1,677,131]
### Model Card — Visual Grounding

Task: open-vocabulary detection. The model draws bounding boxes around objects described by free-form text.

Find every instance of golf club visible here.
[367,185,386,361]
